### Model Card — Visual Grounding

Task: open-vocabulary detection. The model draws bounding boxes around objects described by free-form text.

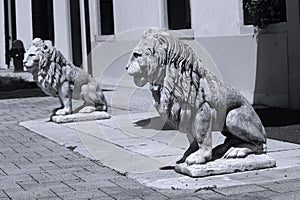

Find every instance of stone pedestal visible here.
[175,154,276,178]
[51,111,111,123]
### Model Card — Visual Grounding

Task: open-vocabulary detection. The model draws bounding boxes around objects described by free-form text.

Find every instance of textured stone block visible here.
[175,154,276,178]
[51,111,111,123]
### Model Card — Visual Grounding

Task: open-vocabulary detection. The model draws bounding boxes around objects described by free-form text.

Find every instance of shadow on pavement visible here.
[255,108,300,127]
[134,117,175,130]
[0,87,47,99]
[135,108,300,145]
[255,108,300,144]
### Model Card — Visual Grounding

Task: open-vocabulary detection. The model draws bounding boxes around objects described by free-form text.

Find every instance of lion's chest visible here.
[154,70,228,132]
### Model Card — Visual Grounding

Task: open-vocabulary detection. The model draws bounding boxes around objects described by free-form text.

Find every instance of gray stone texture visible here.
[0,70,300,199]
[175,154,276,177]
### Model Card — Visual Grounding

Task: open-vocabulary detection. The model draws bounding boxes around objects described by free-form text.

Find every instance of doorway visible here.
[4,0,16,67]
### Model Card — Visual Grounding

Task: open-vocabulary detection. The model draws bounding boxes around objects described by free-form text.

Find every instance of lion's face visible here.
[126,33,167,87]
[23,44,41,73]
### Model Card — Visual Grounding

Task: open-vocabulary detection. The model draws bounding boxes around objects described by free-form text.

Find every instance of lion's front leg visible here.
[55,81,72,116]
[185,102,213,165]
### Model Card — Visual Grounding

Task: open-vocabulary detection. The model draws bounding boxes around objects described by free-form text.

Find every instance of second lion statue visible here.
[126,29,266,165]
[23,38,107,116]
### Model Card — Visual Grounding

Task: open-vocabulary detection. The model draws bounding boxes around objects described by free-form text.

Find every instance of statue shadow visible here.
[134,117,175,131]
[255,107,300,127]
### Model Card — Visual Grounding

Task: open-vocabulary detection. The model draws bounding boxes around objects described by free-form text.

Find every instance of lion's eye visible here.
[29,54,36,57]
[133,52,142,58]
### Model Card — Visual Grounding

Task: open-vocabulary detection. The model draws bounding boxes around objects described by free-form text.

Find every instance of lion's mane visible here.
[30,39,74,96]
[142,30,211,129]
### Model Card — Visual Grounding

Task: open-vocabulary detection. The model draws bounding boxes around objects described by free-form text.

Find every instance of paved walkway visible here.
[0,70,300,199]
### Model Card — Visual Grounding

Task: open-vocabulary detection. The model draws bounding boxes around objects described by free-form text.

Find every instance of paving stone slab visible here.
[51,111,111,123]
[175,154,276,178]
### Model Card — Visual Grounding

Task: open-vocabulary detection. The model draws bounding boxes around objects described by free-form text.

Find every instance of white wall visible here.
[0,0,5,68]
[88,0,99,48]
[113,0,165,34]
[190,0,241,37]
[15,0,32,49]
[196,35,257,103]
[53,0,72,61]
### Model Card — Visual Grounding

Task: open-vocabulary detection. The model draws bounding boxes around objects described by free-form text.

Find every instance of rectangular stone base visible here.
[175,154,276,178]
[51,111,111,123]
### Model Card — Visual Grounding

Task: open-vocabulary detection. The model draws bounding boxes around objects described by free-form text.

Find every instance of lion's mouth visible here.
[126,61,148,87]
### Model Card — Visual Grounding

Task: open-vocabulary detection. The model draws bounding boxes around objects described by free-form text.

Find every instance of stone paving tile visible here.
[270,190,300,200]
[100,187,168,200]
[64,179,118,190]
[55,189,111,199]
[0,94,300,199]
[4,188,57,200]
[248,189,279,200]
[36,198,62,200]
[0,190,9,198]
[219,193,268,200]
[258,178,300,193]
[110,177,149,189]
[213,184,267,196]
[29,171,79,183]
[157,188,213,199]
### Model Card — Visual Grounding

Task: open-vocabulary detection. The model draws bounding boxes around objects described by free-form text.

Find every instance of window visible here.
[167,0,191,30]
[100,0,114,35]
[243,0,286,28]
[31,0,54,41]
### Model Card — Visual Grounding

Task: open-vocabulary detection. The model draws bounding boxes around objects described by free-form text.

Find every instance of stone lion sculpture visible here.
[126,29,266,165]
[23,38,107,116]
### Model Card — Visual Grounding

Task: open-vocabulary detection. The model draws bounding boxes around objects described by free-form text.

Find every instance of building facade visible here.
[1,0,300,109]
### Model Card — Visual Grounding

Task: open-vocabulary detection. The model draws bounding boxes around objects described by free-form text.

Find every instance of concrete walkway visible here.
[0,71,300,199]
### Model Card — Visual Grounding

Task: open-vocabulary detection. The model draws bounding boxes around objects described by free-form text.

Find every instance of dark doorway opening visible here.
[69,0,83,67]
[84,0,92,74]
[31,0,54,42]
[4,0,16,67]
[100,0,114,35]
[167,0,191,30]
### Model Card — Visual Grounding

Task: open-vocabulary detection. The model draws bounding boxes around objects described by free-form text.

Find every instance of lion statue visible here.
[23,38,107,116]
[126,29,266,165]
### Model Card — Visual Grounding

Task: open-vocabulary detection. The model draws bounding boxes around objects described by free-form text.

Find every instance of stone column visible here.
[15,0,32,48]
[0,0,5,68]
[53,0,72,62]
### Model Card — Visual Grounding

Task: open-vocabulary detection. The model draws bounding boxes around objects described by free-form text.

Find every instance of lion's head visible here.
[23,38,50,74]
[126,29,203,128]
[23,38,67,96]
[126,29,172,87]
[126,29,199,88]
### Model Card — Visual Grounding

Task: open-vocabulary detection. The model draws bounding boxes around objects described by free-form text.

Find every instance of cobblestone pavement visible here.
[0,95,300,199]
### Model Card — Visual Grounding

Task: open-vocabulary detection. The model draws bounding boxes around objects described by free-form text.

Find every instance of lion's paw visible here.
[78,106,96,113]
[55,108,71,116]
[185,150,212,165]
[222,147,252,159]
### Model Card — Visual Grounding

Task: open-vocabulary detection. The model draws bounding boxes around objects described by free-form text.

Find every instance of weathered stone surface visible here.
[51,111,111,123]
[23,38,107,116]
[175,154,276,178]
[126,28,269,166]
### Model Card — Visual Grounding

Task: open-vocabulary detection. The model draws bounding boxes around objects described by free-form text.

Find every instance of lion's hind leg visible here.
[78,83,107,113]
[222,105,266,159]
